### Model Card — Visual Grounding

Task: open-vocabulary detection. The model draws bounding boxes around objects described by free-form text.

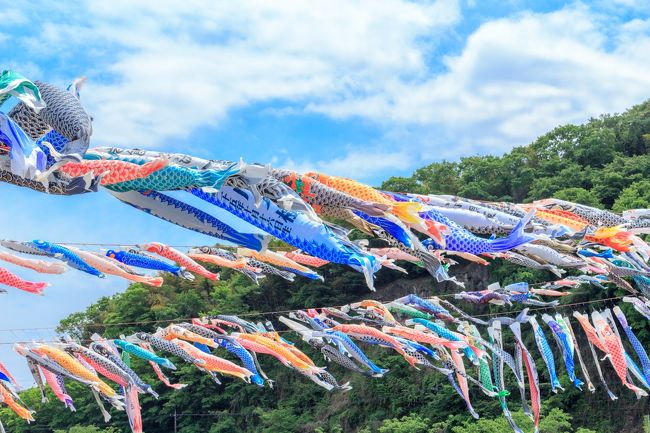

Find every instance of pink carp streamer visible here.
[0,266,48,294]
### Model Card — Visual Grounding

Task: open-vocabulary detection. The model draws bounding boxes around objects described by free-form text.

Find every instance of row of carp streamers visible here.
[2,70,650,431]
[2,70,650,293]
[2,293,650,433]
[0,237,646,309]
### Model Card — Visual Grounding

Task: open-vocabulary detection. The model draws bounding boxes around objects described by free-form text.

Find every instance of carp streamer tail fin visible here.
[143,276,164,287]
[417,250,447,281]
[348,255,376,291]
[177,268,196,281]
[281,267,321,281]
[354,210,414,249]
[389,201,423,226]
[489,210,536,252]
[21,280,49,295]
[424,219,449,248]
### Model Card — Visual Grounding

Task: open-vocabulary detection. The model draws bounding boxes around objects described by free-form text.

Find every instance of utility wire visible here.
[0,277,586,333]
[0,292,630,344]
[41,241,298,251]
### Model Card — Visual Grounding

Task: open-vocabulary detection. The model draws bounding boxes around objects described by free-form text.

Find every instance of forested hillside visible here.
[2,101,650,433]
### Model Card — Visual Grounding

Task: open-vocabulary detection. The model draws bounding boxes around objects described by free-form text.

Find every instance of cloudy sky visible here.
[1,0,650,383]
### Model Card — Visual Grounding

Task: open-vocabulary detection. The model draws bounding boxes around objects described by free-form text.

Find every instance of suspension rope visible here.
[0,292,631,344]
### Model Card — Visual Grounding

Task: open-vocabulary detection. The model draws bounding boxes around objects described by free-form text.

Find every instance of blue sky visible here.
[1,0,650,383]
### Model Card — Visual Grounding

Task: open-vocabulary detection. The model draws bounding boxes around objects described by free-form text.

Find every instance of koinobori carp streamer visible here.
[4,290,650,433]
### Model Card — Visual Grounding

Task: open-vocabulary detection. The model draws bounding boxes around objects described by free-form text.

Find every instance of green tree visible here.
[552,187,601,208]
[54,426,120,433]
[538,408,573,433]
[378,414,433,433]
[613,180,650,212]
[412,161,461,195]
[381,176,423,194]
[451,408,577,433]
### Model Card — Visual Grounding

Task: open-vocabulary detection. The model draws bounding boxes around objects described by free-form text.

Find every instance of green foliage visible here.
[370,408,589,433]
[538,408,573,433]
[552,188,601,208]
[451,414,525,433]
[613,180,650,212]
[450,408,581,433]
[54,426,121,433]
[378,414,431,433]
[381,100,650,207]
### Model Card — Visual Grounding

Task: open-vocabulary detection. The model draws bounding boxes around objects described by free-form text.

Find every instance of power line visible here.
[469,295,626,319]
[0,292,630,345]
[34,241,298,251]
[0,277,580,333]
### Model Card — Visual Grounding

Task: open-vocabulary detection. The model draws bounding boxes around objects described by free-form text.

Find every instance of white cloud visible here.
[0,8,27,24]
[7,2,650,166]
[11,0,460,148]
[602,0,650,13]
[310,6,650,156]
[283,149,414,181]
